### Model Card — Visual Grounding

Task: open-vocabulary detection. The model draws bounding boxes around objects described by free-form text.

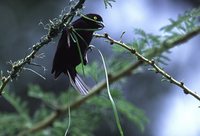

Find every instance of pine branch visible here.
[146,26,200,58]
[0,0,86,95]
[17,26,200,135]
[94,27,200,101]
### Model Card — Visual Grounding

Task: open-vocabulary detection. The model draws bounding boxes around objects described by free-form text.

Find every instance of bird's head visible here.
[81,14,104,30]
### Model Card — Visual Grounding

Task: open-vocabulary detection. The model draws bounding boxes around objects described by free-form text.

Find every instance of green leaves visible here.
[133,29,161,54]
[4,92,30,122]
[0,84,148,136]
[0,114,26,136]
[77,62,101,81]
[87,90,148,133]
[160,8,200,34]
[117,99,148,132]
[1,93,30,135]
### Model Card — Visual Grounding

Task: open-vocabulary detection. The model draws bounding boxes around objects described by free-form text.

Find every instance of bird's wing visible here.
[51,28,70,79]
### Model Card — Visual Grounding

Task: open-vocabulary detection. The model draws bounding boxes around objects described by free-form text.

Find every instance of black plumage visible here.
[51,14,104,95]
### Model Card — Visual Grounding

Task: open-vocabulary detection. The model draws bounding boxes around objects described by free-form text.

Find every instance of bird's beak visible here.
[97,21,105,30]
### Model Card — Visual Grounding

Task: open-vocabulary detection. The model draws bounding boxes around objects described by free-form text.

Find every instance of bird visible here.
[51,13,104,95]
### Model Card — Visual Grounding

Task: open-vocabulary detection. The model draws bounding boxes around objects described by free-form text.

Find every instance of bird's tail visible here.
[67,69,89,95]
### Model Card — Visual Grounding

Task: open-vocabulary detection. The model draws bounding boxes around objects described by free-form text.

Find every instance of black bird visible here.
[51,14,104,95]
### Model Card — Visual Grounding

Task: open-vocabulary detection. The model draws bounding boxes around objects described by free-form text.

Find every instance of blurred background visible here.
[0,0,200,136]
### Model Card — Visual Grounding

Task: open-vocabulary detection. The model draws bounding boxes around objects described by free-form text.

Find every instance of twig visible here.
[17,26,200,135]
[0,0,86,95]
[23,68,46,80]
[94,29,200,101]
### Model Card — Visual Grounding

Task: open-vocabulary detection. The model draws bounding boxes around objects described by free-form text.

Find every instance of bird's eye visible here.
[93,16,97,20]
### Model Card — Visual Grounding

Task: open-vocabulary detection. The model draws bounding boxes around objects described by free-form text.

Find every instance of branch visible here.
[94,27,200,101]
[18,26,200,135]
[0,0,86,95]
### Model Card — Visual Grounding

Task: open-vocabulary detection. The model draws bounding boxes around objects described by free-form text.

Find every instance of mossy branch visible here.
[18,26,200,135]
[0,0,86,95]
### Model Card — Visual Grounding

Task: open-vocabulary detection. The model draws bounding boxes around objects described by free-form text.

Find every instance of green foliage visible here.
[160,8,200,34]
[109,45,134,72]
[116,99,147,132]
[87,90,148,132]
[4,92,30,122]
[28,85,58,107]
[0,93,30,135]
[132,28,161,54]
[132,28,172,66]
[77,62,102,81]
[0,85,148,136]
[0,114,26,136]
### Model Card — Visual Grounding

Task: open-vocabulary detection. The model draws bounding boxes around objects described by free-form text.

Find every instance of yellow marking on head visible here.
[93,16,97,20]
